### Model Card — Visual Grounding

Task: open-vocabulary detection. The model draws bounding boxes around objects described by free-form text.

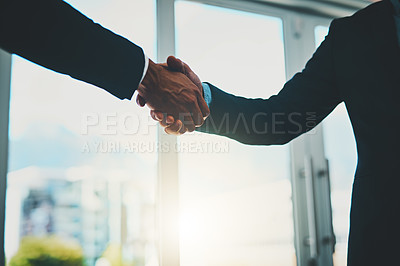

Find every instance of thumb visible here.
[136,94,146,107]
[167,55,185,73]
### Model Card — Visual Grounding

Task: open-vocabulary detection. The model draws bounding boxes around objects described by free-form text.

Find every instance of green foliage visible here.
[100,244,141,266]
[101,244,122,265]
[9,235,84,266]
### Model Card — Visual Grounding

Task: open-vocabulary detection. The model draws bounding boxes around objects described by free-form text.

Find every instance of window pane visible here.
[316,25,356,266]
[176,2,295,266]
[5,1,158,266]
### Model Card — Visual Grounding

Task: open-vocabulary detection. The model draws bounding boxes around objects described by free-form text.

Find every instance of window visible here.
[176,2,295,265]
[5,1,158,265]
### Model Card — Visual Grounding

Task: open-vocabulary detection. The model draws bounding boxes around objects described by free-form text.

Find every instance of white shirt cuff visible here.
[202,82,212,107]
[139,51,149,85]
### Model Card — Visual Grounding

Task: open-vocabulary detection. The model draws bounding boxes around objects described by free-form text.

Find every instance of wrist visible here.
[141,59,160,89]
[139,52,150,85]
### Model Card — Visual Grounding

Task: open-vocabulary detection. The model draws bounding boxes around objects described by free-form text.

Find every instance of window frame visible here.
[157,1,337,266]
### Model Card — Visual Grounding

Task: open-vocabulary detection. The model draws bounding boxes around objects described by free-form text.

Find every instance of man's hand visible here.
[138,58,209,131]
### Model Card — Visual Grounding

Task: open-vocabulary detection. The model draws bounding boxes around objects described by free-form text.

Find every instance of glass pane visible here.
[316,25,356,266]
[176,2,295,266]
[5,1,158,265]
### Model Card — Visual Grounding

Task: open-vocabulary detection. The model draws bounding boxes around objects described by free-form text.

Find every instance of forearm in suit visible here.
[197,20,343,145]
[0,0,144,100]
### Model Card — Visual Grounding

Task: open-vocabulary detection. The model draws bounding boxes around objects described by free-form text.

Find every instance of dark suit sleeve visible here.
[197,20,343,145]
[0,0,145,100]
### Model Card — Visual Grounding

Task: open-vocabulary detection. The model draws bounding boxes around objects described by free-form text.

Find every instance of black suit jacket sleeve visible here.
[0,0,145,100]
[197,20,343,145]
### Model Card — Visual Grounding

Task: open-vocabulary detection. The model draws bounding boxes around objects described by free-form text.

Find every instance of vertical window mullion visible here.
[0,49,12,265]
[156,1,180,265]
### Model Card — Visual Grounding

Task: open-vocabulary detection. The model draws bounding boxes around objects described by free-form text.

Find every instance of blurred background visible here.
[1,0,378,265]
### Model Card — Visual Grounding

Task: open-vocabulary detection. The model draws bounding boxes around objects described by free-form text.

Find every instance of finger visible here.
[182,61,196,80]
[160,119,169,128]
[137,84,148,97]
[165,120,183,135]
[165,127,177,135]
[150,110,163,122]
[165,125,186,135]
[179,124,188,135]
[183,60,193,73]
[189,100,205,127]
[160,113,174,127]
[155,111,164,121]
[167,56,203,93]
[167,56,185,73]
[178,111,196,132]
[159,113,172,128]
[197,93,210,119]
[150,110,158,121]
[175,58,203,90]
[166,115,175,125]
[183,62,202,87]
[136,94,146,107]
[166,121,187,135]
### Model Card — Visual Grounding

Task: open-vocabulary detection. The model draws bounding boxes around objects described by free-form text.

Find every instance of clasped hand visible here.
[137,56,206,135]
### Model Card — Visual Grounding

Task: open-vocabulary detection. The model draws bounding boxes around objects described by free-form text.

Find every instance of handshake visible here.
[136,56,209,135]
